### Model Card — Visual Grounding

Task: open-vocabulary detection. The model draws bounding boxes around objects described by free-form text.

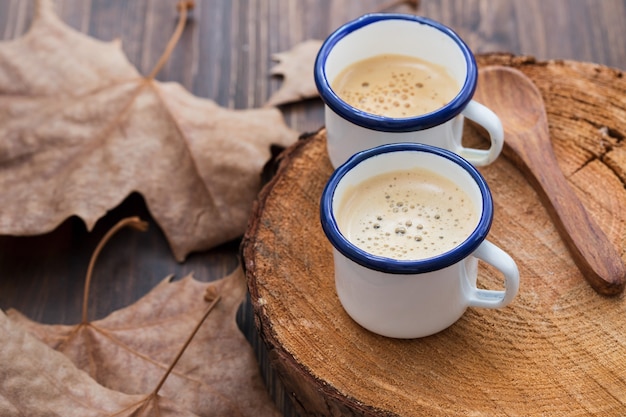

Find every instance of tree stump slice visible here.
[241,54,626,416]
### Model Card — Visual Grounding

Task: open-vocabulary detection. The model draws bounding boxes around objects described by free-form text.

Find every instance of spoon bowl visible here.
[475,66,625,296]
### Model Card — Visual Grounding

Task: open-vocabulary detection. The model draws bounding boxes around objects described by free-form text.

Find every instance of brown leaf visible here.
[0,0,298,261]
[0,309,200,417]
[265,39,323,107]
[8,265,280,417]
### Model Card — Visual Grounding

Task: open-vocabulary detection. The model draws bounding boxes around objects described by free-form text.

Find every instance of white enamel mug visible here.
[314,14,503,168]
[320,143,519,339]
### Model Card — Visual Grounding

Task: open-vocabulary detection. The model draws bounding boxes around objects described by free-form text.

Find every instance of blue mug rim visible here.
[320,143,493,274]
[314,13,477,133]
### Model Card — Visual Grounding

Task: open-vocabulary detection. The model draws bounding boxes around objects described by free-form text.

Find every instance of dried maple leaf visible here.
[0,308,200,417]
[265,39,323,107]
[0,0,298,261]
[8,218,280,417]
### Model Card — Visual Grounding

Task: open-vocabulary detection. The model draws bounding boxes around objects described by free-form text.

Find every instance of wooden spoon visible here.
[474,65,626,296]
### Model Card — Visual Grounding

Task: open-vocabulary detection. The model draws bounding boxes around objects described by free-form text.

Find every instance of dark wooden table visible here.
[1,1,625,415]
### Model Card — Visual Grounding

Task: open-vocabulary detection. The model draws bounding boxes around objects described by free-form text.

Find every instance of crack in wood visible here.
[564,117,625,190]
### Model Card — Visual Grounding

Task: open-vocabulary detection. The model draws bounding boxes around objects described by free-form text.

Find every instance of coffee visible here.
[331,54,460,118]
[336,168,478,260]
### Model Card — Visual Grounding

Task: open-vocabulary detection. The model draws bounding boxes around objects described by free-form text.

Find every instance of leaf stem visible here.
[152,292,222,395]
[147,1,195,80]
[81,217,149,324]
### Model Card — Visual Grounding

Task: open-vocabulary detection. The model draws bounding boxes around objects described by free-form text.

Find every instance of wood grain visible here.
[242,56,626,416]
[0,1,625,416]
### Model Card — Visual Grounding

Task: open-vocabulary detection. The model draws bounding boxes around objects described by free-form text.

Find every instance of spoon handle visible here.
[506,128,626,296]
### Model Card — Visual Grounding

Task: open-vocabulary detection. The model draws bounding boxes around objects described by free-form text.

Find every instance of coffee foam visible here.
[331,54,459,118]
[336,168,478,260]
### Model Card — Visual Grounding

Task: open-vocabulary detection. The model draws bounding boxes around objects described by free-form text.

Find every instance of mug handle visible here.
[455,100,504,167]
[467,240,519,308]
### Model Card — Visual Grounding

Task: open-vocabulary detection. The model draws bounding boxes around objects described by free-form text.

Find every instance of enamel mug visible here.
[320,143,519,338]
[314,14,504,168]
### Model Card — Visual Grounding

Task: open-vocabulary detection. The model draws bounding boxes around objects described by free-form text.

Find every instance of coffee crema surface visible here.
[336,168,479,260]
[331,54,460,118]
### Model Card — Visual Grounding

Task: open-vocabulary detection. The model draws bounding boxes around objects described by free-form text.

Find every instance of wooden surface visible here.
[0,1,625,416]
[475,66,626,296]
[242,55,626,416]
